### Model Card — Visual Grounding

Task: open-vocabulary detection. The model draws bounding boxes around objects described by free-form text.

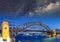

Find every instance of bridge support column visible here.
[2,21,11,42]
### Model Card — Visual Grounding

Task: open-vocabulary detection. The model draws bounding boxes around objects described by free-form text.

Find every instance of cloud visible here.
[44,2,60,12]
[14,0,60,17]
[28,1,60,16]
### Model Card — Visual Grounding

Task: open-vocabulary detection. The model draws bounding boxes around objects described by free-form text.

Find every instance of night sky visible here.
[0,0,60,29]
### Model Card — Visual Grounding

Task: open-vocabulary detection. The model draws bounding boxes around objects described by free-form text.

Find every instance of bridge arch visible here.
[23,22,51,31]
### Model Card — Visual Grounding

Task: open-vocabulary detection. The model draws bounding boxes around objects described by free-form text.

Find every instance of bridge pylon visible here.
[2,21,10,42]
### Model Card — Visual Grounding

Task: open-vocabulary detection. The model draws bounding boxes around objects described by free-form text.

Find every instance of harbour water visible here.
[15,34,60,42]
[0,35,60,42]
[15,37,60,42]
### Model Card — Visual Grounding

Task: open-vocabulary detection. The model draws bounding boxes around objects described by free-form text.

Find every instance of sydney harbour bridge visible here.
[0,22,59,37]
[8,22,52,37]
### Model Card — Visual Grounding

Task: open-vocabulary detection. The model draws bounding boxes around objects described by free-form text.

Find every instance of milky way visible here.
[0,0,60,17]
